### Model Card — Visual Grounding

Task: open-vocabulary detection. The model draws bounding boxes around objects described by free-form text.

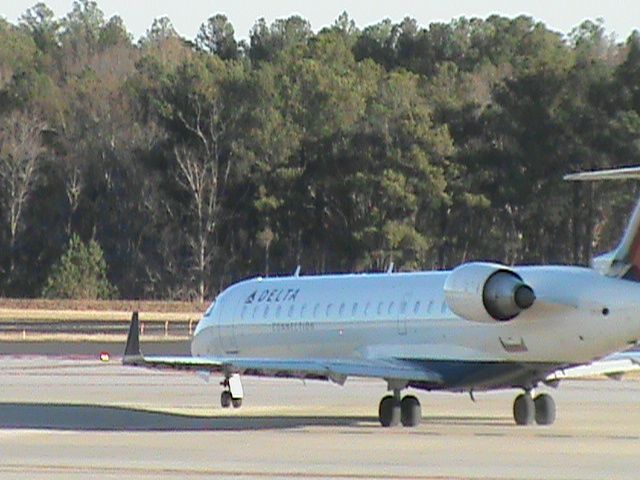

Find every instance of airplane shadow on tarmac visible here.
[0,403,377,431]
[0,402,513,431]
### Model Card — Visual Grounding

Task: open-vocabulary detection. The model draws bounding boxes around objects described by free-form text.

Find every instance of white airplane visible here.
[124,165,640,427]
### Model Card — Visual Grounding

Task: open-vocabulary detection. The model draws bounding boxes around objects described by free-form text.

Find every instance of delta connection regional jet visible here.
[124,166,640,427]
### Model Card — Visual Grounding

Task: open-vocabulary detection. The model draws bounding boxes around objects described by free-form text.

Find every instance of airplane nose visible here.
[190,327,206,356]
[193,316,207,336]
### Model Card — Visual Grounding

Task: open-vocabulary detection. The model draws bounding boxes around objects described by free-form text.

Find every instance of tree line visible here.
[1,1,639,301]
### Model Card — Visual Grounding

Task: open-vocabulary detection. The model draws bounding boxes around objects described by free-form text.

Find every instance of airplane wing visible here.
[547,352,640,381]
[122,313,442,385]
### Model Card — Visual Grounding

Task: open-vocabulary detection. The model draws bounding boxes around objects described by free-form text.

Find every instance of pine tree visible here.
[43,234,116,299]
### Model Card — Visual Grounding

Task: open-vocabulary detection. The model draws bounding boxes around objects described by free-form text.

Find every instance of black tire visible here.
[513,393,535,426]
[400,395,422,427]
[378,395,401,427]
[534,393,556,425]
[231,397,243,409]
[220,390,232,408]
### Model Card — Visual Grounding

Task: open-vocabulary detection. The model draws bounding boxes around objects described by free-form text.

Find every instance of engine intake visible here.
[444,262,535,323]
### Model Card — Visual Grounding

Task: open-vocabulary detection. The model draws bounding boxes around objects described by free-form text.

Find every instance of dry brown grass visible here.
[0,333,190,342]
[0,298,204,313]
[0,309,200,322]
[0,298,205,322]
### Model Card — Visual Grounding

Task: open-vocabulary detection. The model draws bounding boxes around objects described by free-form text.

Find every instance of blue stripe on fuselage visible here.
[403,360,568,392]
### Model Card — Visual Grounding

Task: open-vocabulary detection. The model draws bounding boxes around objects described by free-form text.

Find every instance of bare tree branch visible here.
[0,111,46,277]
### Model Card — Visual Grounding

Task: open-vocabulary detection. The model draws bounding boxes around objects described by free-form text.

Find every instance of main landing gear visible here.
[220,374,244,409]
[378,390,422,427]
[378,389,555,427]
[513,391,556,426]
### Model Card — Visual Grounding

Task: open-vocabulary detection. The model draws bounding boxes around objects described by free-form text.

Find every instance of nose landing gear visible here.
[220,373,244,409]
[220,390,232,408]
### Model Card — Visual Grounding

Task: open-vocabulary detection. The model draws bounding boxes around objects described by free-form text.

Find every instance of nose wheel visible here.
[378,391,422,427]
[220,390,232,408]
[513,392,556,425]
[220,374,244,409]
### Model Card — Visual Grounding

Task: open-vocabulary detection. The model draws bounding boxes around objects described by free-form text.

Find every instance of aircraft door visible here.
[218,295,239,354]
[397,292,411,335]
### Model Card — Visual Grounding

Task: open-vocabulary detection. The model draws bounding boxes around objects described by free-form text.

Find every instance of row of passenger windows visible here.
[241,300,450,320]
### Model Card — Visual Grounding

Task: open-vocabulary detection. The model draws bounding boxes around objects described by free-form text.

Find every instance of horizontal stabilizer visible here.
[564,166,640,181]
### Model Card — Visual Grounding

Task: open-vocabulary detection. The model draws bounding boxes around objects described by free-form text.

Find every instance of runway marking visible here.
[535,433,574,439]
[0,369,155,376]
[0,463,527,479]
[605,435,640,441]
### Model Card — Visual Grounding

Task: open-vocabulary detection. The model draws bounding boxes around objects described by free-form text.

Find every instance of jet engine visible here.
[444,262,535,323]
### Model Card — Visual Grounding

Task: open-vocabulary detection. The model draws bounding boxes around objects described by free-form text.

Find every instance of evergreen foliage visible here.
[0,4,639,300]
[43,235,116,299]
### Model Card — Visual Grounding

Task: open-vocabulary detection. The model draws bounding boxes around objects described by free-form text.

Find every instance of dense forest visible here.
[1,1,639,301]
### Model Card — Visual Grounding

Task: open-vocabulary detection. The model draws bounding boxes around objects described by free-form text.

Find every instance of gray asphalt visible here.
[0,319,195,336]
[0,340,189,356]
[0,355,639,479]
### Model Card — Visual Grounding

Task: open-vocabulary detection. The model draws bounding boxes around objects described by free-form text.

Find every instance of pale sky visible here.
[1,0,639,42]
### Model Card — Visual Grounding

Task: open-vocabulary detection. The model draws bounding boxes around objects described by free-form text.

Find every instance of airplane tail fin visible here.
[565,166,640,280]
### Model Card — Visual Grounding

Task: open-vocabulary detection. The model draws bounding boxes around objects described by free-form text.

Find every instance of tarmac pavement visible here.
[0,355,638,479]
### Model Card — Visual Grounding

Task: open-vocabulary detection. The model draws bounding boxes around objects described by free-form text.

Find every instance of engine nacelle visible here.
[444,262,535,323]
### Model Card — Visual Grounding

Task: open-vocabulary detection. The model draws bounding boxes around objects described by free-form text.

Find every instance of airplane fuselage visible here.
[191,266,640,391]
[123,164,640,427]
